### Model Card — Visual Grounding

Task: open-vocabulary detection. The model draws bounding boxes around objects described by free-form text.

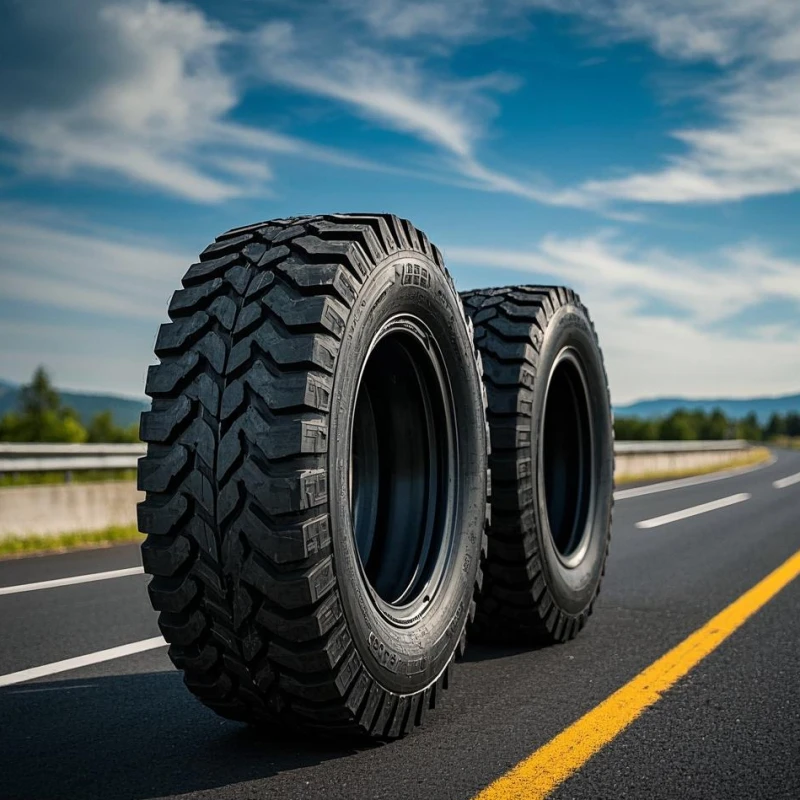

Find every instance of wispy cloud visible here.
[0,207,199,394]
[248,19,599,209]
[0,212,189,320]
[251,22,519,158]
[447,231,800,401]
[0,0,392,202]
[536,0,800,204]
[334,0,800,207]
[334,0,523,42]
[3,0,800,210]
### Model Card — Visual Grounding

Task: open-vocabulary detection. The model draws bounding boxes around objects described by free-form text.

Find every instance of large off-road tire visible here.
[461,285,613,644]
[138,214,488,738]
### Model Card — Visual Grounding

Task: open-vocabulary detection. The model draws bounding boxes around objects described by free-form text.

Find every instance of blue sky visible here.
[1,0,799,404]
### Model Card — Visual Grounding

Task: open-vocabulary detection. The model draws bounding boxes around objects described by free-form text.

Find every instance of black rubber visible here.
[461,285,613,644]
[138,214,489,738]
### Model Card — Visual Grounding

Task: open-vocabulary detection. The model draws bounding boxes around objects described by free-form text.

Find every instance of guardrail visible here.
[0,440,760,539]
[614,440,750,454]
[0,443,146,473]
[0,440,752,474]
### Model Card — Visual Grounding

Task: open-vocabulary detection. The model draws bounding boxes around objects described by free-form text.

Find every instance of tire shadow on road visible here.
[0,671,371,800]
[459,641,549,663]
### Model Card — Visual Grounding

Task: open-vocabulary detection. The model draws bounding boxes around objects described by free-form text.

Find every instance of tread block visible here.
[139,396,193,444]
[137,492,189,536]
[263,284,348,338]
[268,624,352,672]
[201,233,254,259]
[309,220,387,263]
[247,509,331,564]
[169,278,224,316]
[183,253,241,286]
[159,609,206,646]
[326,214,399,256]
[241,554,335,610]
[279,650,360,702]
[137,445,189,493]
[280,259,359,307]
[257,591,342,642]
[292,235,372,281]
[145,353,201,397]
[140,534,191,575]
[148,574,198,613]
[228,323,338,375]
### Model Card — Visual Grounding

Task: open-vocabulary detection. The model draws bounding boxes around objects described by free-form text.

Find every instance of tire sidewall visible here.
[531,303,613,616]
[328,253,486,695]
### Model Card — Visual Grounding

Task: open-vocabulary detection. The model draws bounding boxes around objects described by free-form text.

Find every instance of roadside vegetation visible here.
[0,367,139,444]
[0,470,137,488]
[614,408,800,442]
[0,525,143,558]
[770,435,800,450]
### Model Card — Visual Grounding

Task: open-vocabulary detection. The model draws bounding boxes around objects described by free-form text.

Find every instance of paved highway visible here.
[1,449,799,800]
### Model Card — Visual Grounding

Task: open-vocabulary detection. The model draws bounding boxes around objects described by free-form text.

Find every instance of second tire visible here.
[462,285,614,644]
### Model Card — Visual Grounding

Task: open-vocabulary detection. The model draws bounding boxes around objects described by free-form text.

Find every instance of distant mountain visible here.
[615,392,800,423]
[0,379,148,427]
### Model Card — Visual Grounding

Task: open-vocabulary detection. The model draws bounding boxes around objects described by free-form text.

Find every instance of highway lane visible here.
[1,448,799,800]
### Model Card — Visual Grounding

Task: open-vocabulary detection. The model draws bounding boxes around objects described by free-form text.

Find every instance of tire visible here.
[461,285,613,644]
[138,214,489,738]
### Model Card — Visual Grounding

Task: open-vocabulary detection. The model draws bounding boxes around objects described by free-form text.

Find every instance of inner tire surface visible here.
[138,214,488,738]
[351,329,453,607]
[461,285,613,644]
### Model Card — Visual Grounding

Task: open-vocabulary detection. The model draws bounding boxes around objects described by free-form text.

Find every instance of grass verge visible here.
[0,469,137,487]
[615,446,772,485]
[0,524,143,559]
[770,436,800,450]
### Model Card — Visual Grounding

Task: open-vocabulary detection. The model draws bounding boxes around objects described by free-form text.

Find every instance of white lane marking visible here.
[773,471,800,489]
[0,637,167,688]
[635,493,751,530]
[0,566,144,596]
[615,456,774,501]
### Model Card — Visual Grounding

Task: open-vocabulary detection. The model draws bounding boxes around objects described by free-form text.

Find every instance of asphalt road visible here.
[1,449,799,800]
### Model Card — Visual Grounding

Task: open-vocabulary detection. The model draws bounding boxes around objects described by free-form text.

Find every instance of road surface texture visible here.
[1,448,799,800]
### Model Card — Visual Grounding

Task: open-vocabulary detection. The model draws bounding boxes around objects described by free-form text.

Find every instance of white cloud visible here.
[547,0,800,65]
[252,0,800,209]
[335,0,513,41]
[331,0,800,207]
[446,232,800,402]
[0,214,189,321]
[537,0,800,204]
[4,0,800,210]
[0,210,194,395]
[251,22,513,158]
[248,20,595,208]
[0,318,152,398]
[0,0,391,201]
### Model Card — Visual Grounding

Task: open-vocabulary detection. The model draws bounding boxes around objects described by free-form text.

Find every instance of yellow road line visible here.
[474,548,800,800]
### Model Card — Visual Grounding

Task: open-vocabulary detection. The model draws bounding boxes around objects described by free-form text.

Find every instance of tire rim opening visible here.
[350,323,455,608]
[542,348,594,566]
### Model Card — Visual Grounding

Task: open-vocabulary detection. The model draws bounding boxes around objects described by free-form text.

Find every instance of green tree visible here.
[86,410,139,443]
[785,412,800,438]
[614,416,660,440]
[765,413,786,439]
[659,410,697,440]
[700,408,729,440]
[0,367,87,443]
[736,412,762,441]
